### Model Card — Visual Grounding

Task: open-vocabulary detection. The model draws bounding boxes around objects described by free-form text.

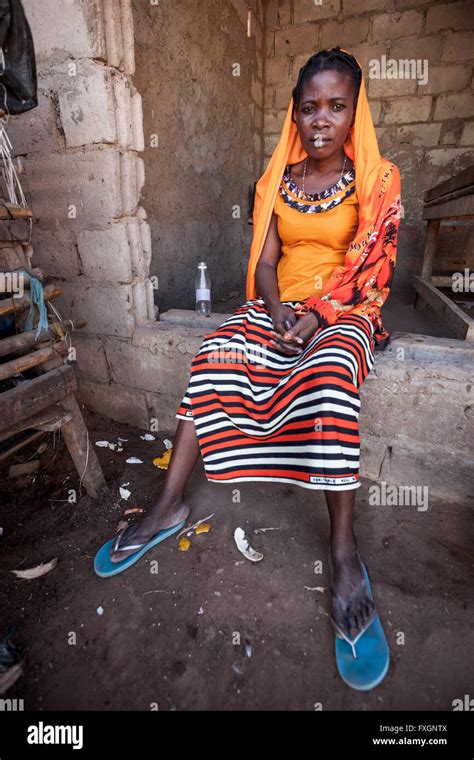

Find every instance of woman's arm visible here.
[255,211,282,311]
[255,211,313,354]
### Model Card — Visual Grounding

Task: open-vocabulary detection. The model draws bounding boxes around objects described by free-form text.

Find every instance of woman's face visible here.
[294,69,356,160]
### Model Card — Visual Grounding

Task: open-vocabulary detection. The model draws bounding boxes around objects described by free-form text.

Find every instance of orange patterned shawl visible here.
[245,48,402,348]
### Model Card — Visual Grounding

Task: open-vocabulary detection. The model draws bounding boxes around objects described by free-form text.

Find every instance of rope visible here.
[0,115,33,244]
[0,115,27,207]
[79,428,90,492]
[15,269,49,339]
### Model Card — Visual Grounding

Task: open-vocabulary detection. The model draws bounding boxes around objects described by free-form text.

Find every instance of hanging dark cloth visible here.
[0,0,37,114]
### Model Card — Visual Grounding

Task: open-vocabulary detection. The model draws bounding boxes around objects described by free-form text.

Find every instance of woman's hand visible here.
[268,303,301,356]
[269,303,297,334]
[269,304,320,356]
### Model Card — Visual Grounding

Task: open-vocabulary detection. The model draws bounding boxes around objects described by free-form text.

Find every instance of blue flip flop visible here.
[94,519,187,578]
[332,558,390,691]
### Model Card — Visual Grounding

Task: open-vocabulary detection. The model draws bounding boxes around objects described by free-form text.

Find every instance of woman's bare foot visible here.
[329,539,375,638]
[109,494,190,563]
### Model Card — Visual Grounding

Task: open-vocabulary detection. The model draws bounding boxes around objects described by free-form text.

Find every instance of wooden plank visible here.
[8,460,40,478]
[0,341,67,382]
[0,284,62,317]
[0,202,32,220]
[424,166,474,204]
[421,219,440,280]
[424,185,474,210]
[0,404,72,443]
[0,430,46,464]
[430,276,455,288]
[0,364,78,434]
[0,240,31,248]
[0,268,43,286]
[0,245,32,272]
[0,319,87,358]
[35,408,72,431]
[422,195,474,220]
[19,268,45,285]
[411,275,474,340]
[60,394,107,499]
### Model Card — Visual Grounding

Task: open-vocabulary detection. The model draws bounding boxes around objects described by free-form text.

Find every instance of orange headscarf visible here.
[246,48,402,347]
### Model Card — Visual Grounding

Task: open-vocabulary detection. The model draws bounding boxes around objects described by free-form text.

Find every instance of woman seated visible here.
[96,46,402,691]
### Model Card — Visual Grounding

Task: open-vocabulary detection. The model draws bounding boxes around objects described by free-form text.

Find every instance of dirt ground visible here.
[0,408,472,711]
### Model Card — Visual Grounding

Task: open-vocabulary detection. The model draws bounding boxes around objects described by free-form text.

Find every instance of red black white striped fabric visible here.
[175,298,375,491]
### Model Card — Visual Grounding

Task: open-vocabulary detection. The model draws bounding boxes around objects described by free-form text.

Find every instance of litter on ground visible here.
[178,536,191,552]
[11,558,58,580]
[153,450,172,469]
[234,527,263,562]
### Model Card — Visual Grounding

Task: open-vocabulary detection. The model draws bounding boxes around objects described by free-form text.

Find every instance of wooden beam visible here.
[0,284,62,318]
[20,268,45,285]
[423,166,474,204]
[0,364,78,434]
[35,408,73,431]
[0,341,67,382]
[0,240,32,248]
[422,195,474,220]
[0,404,73,444]
[421,219,440,280]
[423,185,474,210]
[60,394,107,499]
[411,275,474,340]
[430,276,455,288]
[0,319,87,358]
[0,202,32,220]
[8,460,40,478]
[0,267,44,283]
[0,430,46,464]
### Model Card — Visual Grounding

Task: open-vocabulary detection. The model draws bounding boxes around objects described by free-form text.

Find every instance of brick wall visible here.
[263,0,474,295]
[12,0,156,337]
[9,0,160,427]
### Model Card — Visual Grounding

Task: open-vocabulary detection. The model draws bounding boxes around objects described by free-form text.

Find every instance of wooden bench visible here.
[412,166,474,340]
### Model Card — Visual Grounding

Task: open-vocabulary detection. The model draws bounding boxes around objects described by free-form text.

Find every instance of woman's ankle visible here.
[151,489,185,513]
[330,532,358,560]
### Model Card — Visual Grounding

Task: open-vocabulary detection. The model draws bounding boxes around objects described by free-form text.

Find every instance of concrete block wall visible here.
[8,0,267,433]
[131,0,266,314]
[10,0,159,428]
[263,0,474,298]
[360,338,474,503]
[12,0,154,326]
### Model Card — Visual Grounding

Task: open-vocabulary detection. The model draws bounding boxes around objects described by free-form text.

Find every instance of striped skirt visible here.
[175,298,375,491]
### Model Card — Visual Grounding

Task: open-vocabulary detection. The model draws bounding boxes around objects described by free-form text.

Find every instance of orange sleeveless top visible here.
[274,164,359,302]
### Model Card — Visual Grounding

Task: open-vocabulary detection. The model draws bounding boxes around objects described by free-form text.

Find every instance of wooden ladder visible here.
[0,236,106,498]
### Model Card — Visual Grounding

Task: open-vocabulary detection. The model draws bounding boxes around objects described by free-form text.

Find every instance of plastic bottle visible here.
[195,261,211,316]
